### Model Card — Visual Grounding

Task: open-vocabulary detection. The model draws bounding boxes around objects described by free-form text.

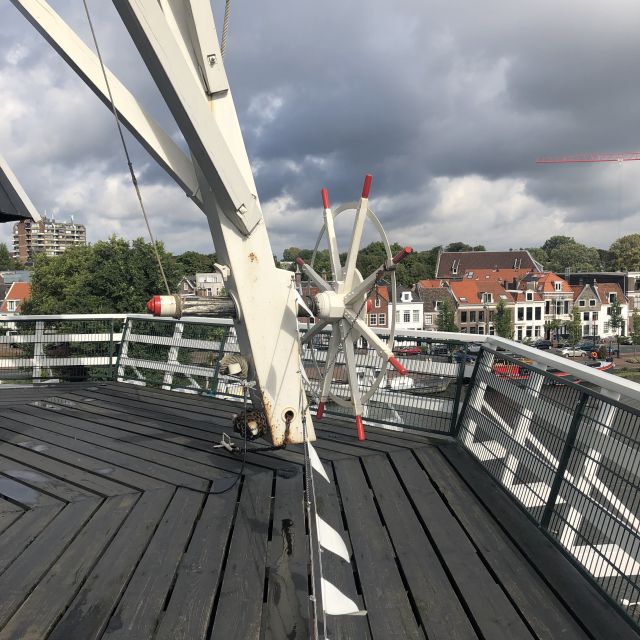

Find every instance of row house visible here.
[571,283,629,339]
[415,279,456,331]
[519,272,573,337]
[0,281,31,316]
[508,289,545,341]
[366,285,390,329]
[448,279,512,335]
[394,287,423,331]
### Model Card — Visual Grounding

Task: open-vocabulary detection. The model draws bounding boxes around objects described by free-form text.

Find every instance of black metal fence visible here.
[457,346,640,624]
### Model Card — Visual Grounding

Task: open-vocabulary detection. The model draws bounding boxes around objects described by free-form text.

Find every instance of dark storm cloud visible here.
[1,0,639,255]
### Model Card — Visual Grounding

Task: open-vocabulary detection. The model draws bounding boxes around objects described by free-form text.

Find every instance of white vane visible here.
[298,175,413,440]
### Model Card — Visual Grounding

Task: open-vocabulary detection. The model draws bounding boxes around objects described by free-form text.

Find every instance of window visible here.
[369,314,377,326]
[451,259,459,275]
[481,292,493,304]
[412,310,420,323]
[593,312,598,320]
[378,313,386,325]
[583,312,589,321]
[564,301,570,314]
[535,307,541,320]
[526,291,533,301]
[579,300,585,307]
[460,311,467,323]
[425,314,433,324]
[403,311,410,323]
[545,301,550,314]
[526,307,532,321]
[583,326,590,336]
[434,301,442,311]
[374,297,381,308]
[609,293,617,303]
[517,307,524,321]
[396,311,401,323]
[589,299,596,307]
[469,311,476,323]
[7,300,16,311]
[401,292,411,302]
[554,282,562,291]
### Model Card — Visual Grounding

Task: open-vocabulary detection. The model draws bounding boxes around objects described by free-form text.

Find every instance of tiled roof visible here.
[449,279,514,305]
[521,272,572,293]
[435,250,541,279]
[0,281,30,312]
[595,283,627,303]
[416,279,446,289]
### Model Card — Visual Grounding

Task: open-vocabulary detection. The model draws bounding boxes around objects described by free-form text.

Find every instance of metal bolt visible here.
[207,53,217,66]
[237,204,248,215]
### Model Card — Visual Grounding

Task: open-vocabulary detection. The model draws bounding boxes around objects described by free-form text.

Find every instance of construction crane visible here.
[537,152,640,164]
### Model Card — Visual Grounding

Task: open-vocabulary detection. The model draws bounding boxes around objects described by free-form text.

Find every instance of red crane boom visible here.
[536,152,640,164]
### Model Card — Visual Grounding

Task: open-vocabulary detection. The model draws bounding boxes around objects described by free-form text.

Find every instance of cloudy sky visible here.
[1,0,640,259]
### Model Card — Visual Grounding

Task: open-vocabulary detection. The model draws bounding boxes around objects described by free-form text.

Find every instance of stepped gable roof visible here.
[520,271,572,293]
[448,279,514,305]
[435,250,542,279]
[395,285,420,303]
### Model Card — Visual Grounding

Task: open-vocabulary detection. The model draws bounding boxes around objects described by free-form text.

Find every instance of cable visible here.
[221,0,232,59]
[81,0,171,295]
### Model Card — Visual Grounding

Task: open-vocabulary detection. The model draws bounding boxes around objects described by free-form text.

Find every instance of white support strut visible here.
[11,0,315,445]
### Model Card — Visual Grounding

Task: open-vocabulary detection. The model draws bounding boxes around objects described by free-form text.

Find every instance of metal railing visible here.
[4,313,640,624]
[456,343,640,624]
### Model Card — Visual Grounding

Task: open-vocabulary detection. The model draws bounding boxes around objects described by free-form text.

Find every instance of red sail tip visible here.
[295,256,305,267]
[389,356,408,376]
[316,402,325,420]
[361,174,373,198]
[321,188,330,210]
[355,416,365,441]
[392,246,413,264]
[146,295,161,316]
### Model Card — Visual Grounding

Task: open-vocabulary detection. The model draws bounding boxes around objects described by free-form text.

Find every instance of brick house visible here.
[0,281,31,315]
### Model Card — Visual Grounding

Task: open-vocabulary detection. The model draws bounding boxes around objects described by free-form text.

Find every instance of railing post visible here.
[449,343,468,436]
[162,322,184,390]
[452,347,486,439]
[33,320,44,382]
[456,348,494,444]
[540,391,588,531]
[116,318,131,382]
[208,326,229,396]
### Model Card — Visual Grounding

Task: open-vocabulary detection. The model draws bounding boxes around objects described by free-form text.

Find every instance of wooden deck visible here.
[0,382,637,640]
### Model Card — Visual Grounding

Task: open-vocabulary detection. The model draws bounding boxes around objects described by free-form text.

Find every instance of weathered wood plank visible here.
[49,488,174,640]
[440,444,640,640]
[0,497,23,514]
[0,454,99,502]
[416,446,589,640]
[362,454,478,640]
[312,458,370,640]
[154,488,238,640]
[0,493,137,640]
[0,426,167,493]
[334,457,424,640]
[0,504,63,574]
[209,471,273,640]
[0,498,100,629]
[102,488,204,640]
[263,468,309,640]
[0,473,62,508]
[0,509,22,536]
[390,449,534,640]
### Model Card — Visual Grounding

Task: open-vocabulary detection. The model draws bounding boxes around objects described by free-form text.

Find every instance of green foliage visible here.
[526,247,549,266]
[630,311,640,354]
[445,242,485,252]
[608,234,640,271]
[0,243,19,270]
[436,299,458,332]
[174,250,217,276]
[22,236,180,315]
[542,236,574,254]
[608,297,624,341]
[565,307,582,346]
[493,299,513,338]
[546,239,601,273]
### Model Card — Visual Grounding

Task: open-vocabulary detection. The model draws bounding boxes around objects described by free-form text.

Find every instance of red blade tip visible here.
[388,356,408,376]
[295,256,305,267]
[146,295,161,316]
[355,416,365,441]
[361,174,373,198]
[321,188,330,210]
[316,402,325,420]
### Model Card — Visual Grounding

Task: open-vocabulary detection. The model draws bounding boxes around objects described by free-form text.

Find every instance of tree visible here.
[23,236,180,314]
[608,297,624,353]
[526,247,549,267]
[445,242,475,252]
[630,310,640,356]
[436,299,458,333]
[0,243,19,270]
[174,251,217,276]
[546,239,601,273]
[565,307,582,347]
[493,299,513,338]
[542,235,575,254]
[609,234,640,271]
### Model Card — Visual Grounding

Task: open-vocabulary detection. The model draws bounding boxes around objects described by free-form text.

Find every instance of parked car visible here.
[393,345,421,356]
[467,343,482,354]
[619,336,634,345]
[561,346,586,357]
[534,340,553,350]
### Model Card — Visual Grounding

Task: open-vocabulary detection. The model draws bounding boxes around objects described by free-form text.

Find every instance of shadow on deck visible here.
[0,382,637,639]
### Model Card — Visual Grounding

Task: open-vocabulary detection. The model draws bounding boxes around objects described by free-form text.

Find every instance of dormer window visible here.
[451,259,459,275]
[554,282,562,291]
[609,293,617,303]
[481,292,493,304]
[526,291,533,301]
[401,292,411,302]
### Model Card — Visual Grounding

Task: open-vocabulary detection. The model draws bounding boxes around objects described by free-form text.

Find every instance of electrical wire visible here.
[81,0,171,295]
